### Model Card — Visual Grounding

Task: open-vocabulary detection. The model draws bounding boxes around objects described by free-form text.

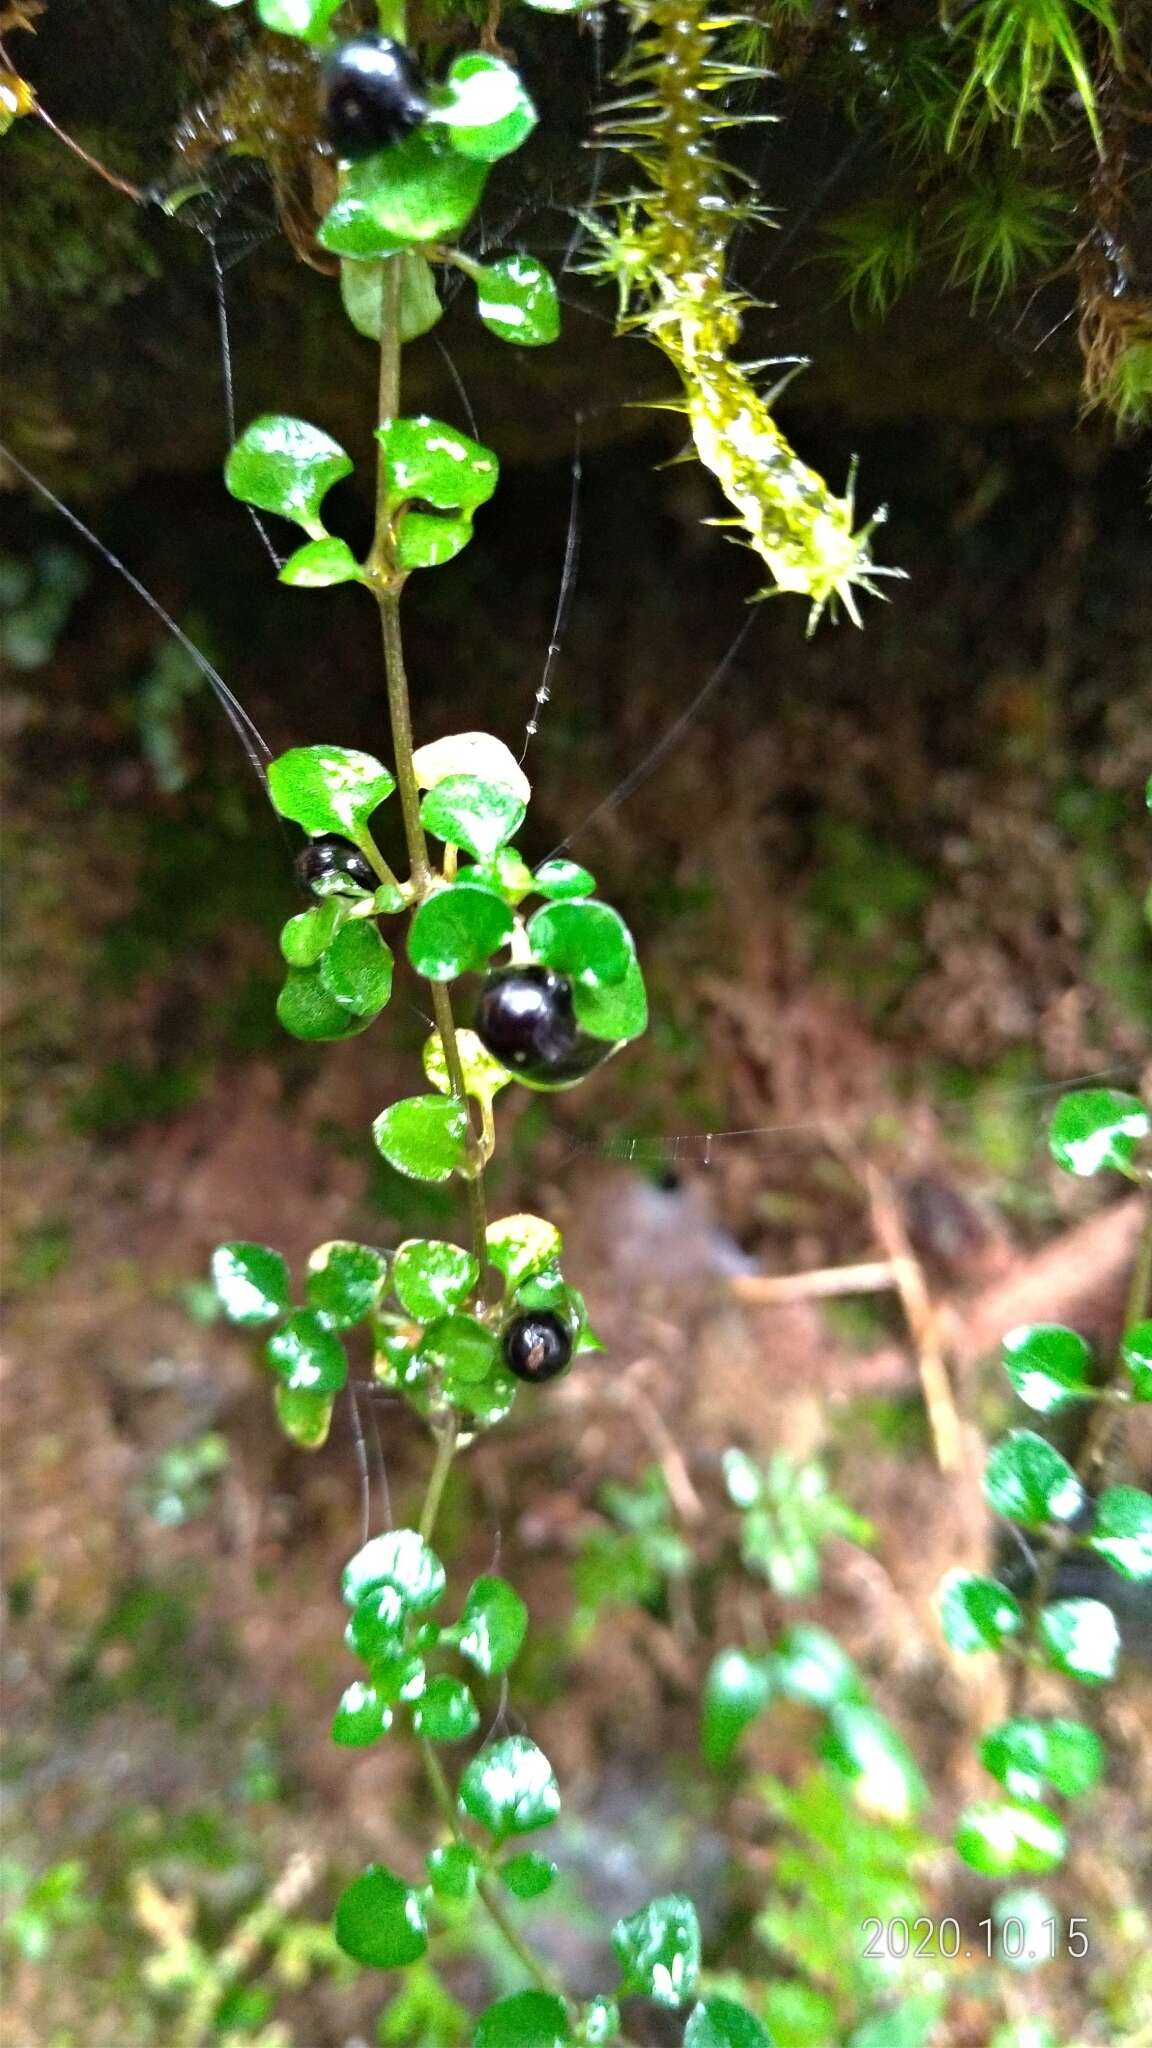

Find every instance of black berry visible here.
[503,1310,573,1384]
[296,835,376,898]
[474,966,610,1087]
[323,37,429,159]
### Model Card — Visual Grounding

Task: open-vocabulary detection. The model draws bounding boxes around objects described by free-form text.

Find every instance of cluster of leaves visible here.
[939,1086,1152,1879]
[211,1218,599,1448]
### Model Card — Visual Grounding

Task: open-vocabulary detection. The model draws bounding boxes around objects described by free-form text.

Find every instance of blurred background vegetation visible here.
[2,2,1150,2044]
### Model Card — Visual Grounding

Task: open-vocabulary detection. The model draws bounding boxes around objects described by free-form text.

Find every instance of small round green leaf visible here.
[533,859,595,901]
[485,1214,563,1290]
[466,847,536,904]
[278,537,364,588]
[274,1384,333,1448]
[772,1624,866,1705]
[211,1242,290,1326]
[450,1575,528,1676]
[319,196,408,259]
[426,1841,479,1901]
[1047,1089,1148,1177]
[939,1571,1025,1652]
[424,1028,512,1106]
[475,1992,571,2048]
[277,964,374,1042]
[684,1999,773,2048]
[980,1716,1104,1801]
[343,1528,447,1611]
[341,131,488,242]
[332,1679,393,1747]
[701,1648,774,1768]
[1038,1597,1120,1683]
[500,1852,556,1900]
[1121,1318,1152,1401]
[954,1800,1066,1877]
[306,1241,389,1329]
[474,255,560,346]
[319,920,394,1015]
[345,1585,406,1662]
[612,1894,701,2008]
[572,955,648,1046]
[983,1431,1085,1528]
[437,54,538,162]
[280,899,348,967]
[265,1310,348,1394]
[1088,1485,1152,1580]
[411,1673,479,1742]
[341,251,441,342]
[1001,1323,1096,1414]
[225,415,352,530]
[256,0,342,41]
[421,774,526,860]
[393,1239,479,1320]
[408,881,514,982]
[373,1095,472,1183]
[418,1313,499,1388]
[334,1865,428,1969]
[458,1735,560,1840]
[528,899,634,988]
[822,1702,926,1821]
[268,745,395,837]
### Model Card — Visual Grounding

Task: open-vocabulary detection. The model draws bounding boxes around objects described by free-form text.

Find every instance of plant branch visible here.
[419,1742,566,1999]
[419,1415,460,1543]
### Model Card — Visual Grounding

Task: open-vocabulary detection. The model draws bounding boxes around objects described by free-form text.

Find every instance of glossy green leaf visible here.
[474,1992,571,2048]
[318,920,394,1015]
[822,1703,927,1821]
[451,1363,519,1428]
[255,0,342,41]
[268,745,395,837]
[954,1800,1066,1877]
[485,1214,563,1290]
[342,1528,447,1612]
[372,1648,428,1705]
[939,1570,1025,1652]
[426,1841,479,1902]
[418,1313,499,1388]
[277,964,374,1042]
[421,774,526,860]
[1122,1318,1152,1401]
[458,1735,560,1840]
[580,1998,620,2045]
[980,1716,1104,1801]
[380,416,500,514]
[341,251,441,342]
[408,881,514,981]
[500,1852,556,1900]
[345,1588,407,1662]
[280,899,348,967]
[334,1865,428,1969]
[373,1095,472,1183]
[474,255,559,346]
[684,1999,773,2048]
[414,731,529,802]
[411,1673,479,1742]
[393,1239,478,1320]
[701,1648,774,1767]
[1088,1485,1152,1580]
[572,955,648,1045]
[331,1679,393,1747]
[319,196,408,259]
[1038,1597,1120,1683]
[1047,1088,1148,1177]
[265,1310,348,1394]
[278,536,364,588]
[423,1028,512,1106]
[533,858,595,901]
[274,1384,333,1448]
[225,416,352,532]
[450,1575,528,1676]
[306,1240,389,1329]
[983,1431,1085,1528]
[772,1623,866,1705]
[528,899,633,988]
[211,1242,290,1326]
[436,53,537,163]
[340,130,487,242]
[612,1894,701,2008]
[1001,1323,1096,1413]
[466,846,536,905]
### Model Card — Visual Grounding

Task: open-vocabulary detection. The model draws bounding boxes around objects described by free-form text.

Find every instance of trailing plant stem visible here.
[419,1414,460,1542]
[419,1740,565,2000]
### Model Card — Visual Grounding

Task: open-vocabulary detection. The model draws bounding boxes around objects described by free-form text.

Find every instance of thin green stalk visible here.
[419,1740,567,2000]
[419,1415,460,1543]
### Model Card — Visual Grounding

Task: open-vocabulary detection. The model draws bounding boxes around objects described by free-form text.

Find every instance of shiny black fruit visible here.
[323,36,429,159]
[296,835,376,897]
[503,1310,573,1384]
[474,966,609,1087]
